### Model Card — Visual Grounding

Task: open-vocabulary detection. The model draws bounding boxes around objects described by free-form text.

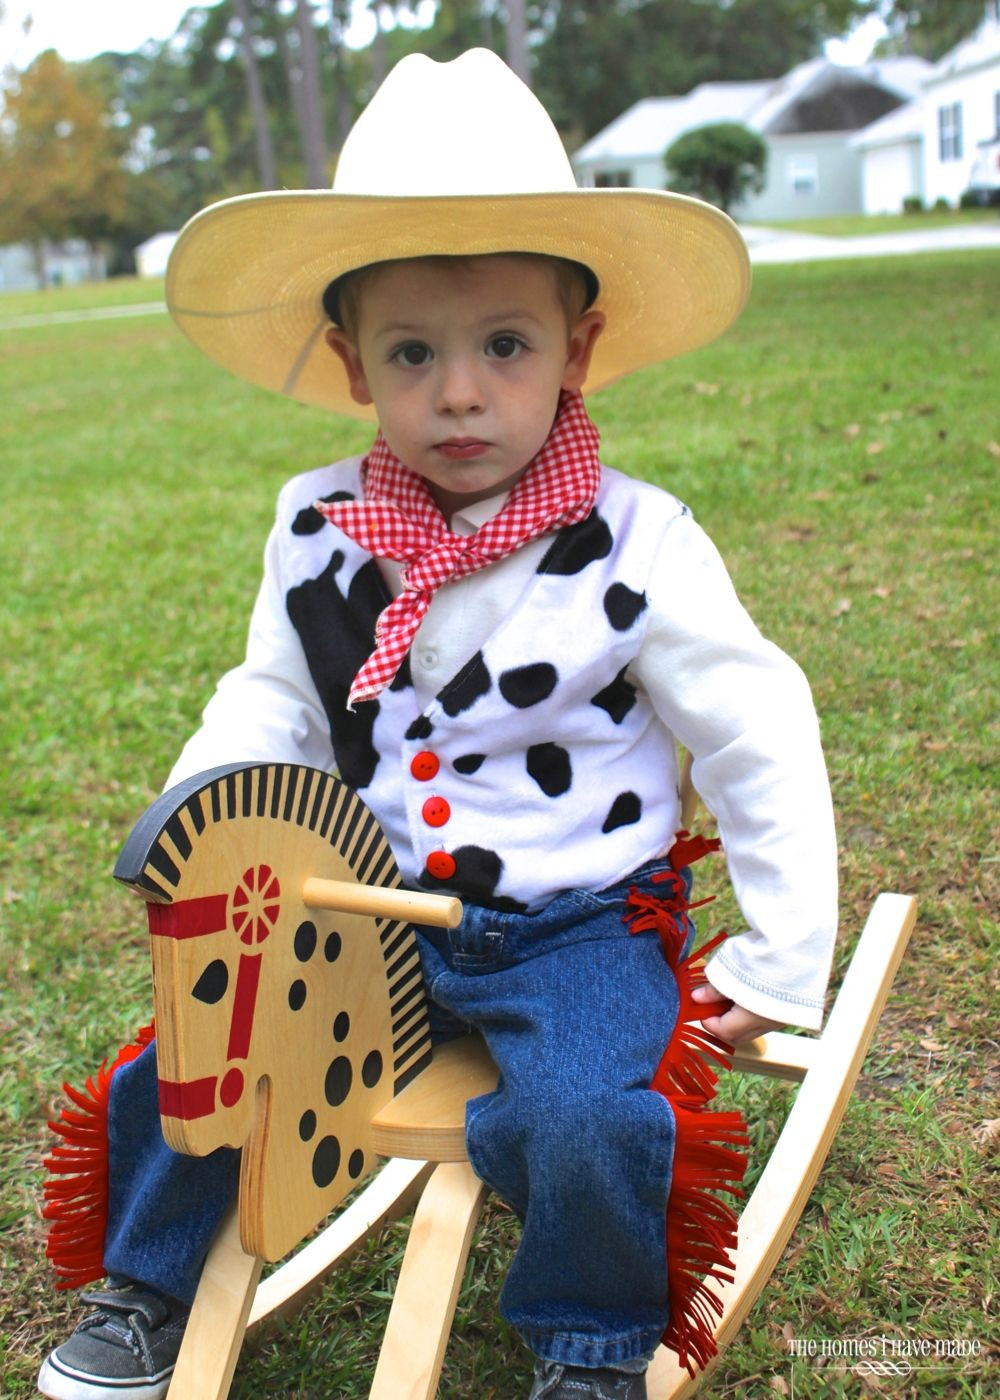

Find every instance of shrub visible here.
[902,195,925,214]
[664,122,767,215]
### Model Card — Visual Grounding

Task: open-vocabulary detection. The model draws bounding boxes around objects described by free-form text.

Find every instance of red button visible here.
[422,796,451,827]
[426,851,457,880]
[410,750,440,781]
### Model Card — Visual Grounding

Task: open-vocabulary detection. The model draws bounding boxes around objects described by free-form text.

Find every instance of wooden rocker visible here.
[111,761,914,1399]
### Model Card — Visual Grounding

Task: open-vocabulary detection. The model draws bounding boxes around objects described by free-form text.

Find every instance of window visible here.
[594,170,632,188]
[938,102,963,161]
[787,155,818,197]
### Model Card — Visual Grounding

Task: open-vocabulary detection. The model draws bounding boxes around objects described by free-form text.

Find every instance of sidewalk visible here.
[741,220,1000,263]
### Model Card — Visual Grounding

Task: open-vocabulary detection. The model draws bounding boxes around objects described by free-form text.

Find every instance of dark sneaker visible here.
[37,1280,188,1400]
[529,1358,649,1399]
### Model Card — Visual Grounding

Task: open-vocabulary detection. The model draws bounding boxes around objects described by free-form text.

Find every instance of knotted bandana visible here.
[315,389,601,706]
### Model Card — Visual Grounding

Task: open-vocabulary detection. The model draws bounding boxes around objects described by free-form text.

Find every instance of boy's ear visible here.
[325,328,373,406]
[561,309,607,393]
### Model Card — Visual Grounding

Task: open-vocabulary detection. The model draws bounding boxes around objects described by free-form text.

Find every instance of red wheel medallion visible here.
[231,864,281,945]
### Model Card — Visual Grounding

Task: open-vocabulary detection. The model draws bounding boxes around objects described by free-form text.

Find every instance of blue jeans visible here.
[103,861,690,1366]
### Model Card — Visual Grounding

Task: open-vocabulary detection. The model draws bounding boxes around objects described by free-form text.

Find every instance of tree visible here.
[233,0,278,187]
[535,0,875,142]
[664,121,768,214]
[872,0,988,60]
[0,50,128,281]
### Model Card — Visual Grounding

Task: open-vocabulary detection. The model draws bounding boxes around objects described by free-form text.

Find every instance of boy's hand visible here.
[689,982,787,1044]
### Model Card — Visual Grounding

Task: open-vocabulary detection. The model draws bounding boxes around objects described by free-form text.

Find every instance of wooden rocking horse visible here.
[64,761,916,1398]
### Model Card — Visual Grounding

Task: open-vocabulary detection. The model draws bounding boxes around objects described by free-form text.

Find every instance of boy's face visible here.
[325,256,605,516]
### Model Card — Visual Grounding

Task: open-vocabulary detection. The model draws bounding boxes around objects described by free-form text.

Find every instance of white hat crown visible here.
[333,49,578,198]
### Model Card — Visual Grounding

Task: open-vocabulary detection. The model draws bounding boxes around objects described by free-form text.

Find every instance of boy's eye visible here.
[392,341,432,367]
[485,334,525,360]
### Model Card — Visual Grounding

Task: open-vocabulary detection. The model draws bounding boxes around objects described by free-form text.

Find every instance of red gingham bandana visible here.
[315,389,601,707]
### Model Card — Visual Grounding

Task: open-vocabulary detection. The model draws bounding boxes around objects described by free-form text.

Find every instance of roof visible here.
[573,57,933,166]
[926,16,1000,85]
[850,98,923,150]
[574,83,769,163]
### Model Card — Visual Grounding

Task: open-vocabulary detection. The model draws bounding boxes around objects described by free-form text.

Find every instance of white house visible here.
[572,56,931,222]
[922,14,1000,205]
[135,231,180,279]
[853,13,1000,212]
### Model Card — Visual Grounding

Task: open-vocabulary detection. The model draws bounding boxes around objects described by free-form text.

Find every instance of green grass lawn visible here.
[762,207,999,237]
[2,251,997,1397]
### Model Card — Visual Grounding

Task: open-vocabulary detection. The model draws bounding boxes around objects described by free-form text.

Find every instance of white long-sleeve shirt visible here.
[169,458,837,1029]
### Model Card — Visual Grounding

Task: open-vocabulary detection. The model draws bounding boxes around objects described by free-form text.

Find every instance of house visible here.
[572,56,931,222]
[0,239,105,293]
[854,14,1000,212]
[135,232,180,279]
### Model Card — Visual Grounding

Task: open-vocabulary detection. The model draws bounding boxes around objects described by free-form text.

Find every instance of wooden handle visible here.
[302,877,463,929]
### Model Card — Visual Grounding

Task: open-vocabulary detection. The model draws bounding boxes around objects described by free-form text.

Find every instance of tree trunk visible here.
[330,0,353,149]
[295,0,328,186]
[505,0,531,86]
[371,1,388,88]
[233,0,277,188]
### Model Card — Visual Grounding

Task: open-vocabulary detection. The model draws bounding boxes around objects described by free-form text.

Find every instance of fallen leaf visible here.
[988,441,1000,459]
[872,587,892,599]
[833,598,852,617]
[768,1378,790,1396]
[844,423,861,439]
[693,381,720,396]
[782,1322,796,1344]
[973,1118,1000,1146]
[945,1011,972,1031]
[876,1162,898,1178]
[866,441,885,455]
[919,1038,946,1052]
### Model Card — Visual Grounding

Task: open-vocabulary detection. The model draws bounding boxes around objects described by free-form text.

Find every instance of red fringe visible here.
[625,844,749,1378]
[42,1024,155,1290]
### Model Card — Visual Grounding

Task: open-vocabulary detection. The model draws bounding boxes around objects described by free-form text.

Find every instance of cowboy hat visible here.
[166,48,750,419]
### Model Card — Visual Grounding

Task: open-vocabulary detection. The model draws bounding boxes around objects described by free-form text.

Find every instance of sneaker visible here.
[529,1358,649,1399]
[37,1280,189,1400]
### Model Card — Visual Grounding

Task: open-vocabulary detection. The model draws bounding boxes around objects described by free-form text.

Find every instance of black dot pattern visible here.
[288,979,307,1011]
[537,510,613,575]
[361,1050,384,1088]
[312,1135,340,1188]
[324,931,342,962]
[324,1056,353,1107]
[333,1011,350,1042]
[348,1149,366,1180]
[299,1110,316,1142]
[294,921,317,961]
[291,490,355,536]
[406,715,434,741]
[191,959,228,1004]
[453,753,485,775]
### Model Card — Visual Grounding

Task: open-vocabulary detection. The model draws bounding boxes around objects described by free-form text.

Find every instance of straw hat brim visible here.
[166,186,751,420]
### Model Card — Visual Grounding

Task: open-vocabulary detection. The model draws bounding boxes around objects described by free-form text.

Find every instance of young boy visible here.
[39,49,836,1400]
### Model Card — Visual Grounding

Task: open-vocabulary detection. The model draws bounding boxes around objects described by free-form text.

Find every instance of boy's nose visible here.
[435,357,484,416]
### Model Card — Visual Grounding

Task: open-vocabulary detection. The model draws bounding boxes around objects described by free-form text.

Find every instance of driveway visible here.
[741,220,1000,263]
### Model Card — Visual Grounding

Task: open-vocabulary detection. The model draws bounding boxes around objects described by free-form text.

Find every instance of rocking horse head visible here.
[114,762,456,1260]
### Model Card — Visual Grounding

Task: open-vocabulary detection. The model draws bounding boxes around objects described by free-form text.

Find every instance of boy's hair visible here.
[324,253,599,342]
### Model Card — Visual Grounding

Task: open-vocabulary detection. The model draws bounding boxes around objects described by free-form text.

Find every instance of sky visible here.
[0,0,886,73]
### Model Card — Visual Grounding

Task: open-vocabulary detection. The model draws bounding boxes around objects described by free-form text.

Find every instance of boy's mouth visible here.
[435,438,491,460]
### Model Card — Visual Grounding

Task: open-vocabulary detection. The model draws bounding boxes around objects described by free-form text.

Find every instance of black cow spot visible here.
[499,662,558,709]
[405,715,434,741]
[453,753,485,775]
[602,792,642,832]
[537,510,613,575]
[291,490,356,536]
[604,582,648,632]
[286,552,388,789]
[526,743,572,797]
[439,652,492,717]
[312,1135,340,1188]
[418,845,528,912]
[590,666,637,725]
